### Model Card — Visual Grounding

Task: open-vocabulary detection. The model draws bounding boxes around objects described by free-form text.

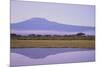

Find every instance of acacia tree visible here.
[28,34,36,37]
[76,32,85,36]
[11,33,17,37]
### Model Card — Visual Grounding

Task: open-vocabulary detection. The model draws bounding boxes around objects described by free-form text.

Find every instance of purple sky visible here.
[11,0,95,27]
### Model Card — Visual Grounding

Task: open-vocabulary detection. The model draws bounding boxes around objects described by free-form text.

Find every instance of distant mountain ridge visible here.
[11,18,95,35]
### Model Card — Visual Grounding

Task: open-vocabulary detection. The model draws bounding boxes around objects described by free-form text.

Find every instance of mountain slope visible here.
[11,18,95,35]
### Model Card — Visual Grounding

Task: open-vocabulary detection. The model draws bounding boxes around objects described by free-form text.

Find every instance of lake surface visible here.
[11,48,95,66]
[11,48,94,58]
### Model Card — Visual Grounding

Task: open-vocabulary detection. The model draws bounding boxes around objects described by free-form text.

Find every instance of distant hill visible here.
[11,18,95,35]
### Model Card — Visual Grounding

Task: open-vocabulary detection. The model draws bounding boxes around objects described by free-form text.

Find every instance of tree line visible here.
[11,33,95,40]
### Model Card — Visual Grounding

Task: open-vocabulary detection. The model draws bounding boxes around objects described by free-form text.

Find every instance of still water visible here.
[11,48,95,66]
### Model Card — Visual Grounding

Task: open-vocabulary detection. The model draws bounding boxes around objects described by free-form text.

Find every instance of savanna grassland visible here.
[11,34,95,48]
[11,40,95,48]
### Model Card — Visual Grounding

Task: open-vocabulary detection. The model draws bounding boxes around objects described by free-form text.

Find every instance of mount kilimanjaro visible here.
[11,18,95,35]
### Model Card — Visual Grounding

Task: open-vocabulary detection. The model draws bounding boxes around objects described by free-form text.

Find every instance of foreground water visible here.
[11,48,95,66]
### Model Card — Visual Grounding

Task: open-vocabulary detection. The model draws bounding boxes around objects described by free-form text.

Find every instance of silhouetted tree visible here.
[45,35,51,37]
[11,33,17,37]
[63,35,68,37]
[11,33,23,38]
[36,35,42,37]
[28,34,36,37]
[76,32,85,36]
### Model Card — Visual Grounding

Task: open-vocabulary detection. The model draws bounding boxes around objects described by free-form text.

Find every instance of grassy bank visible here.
[11,40,95,48]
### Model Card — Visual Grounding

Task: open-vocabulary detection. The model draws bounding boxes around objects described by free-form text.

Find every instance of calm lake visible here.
[11,48,95,66]
[11,48,94,58]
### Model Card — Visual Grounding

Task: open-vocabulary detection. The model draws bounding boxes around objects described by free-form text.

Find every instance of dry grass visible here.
[11,40,95,48]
